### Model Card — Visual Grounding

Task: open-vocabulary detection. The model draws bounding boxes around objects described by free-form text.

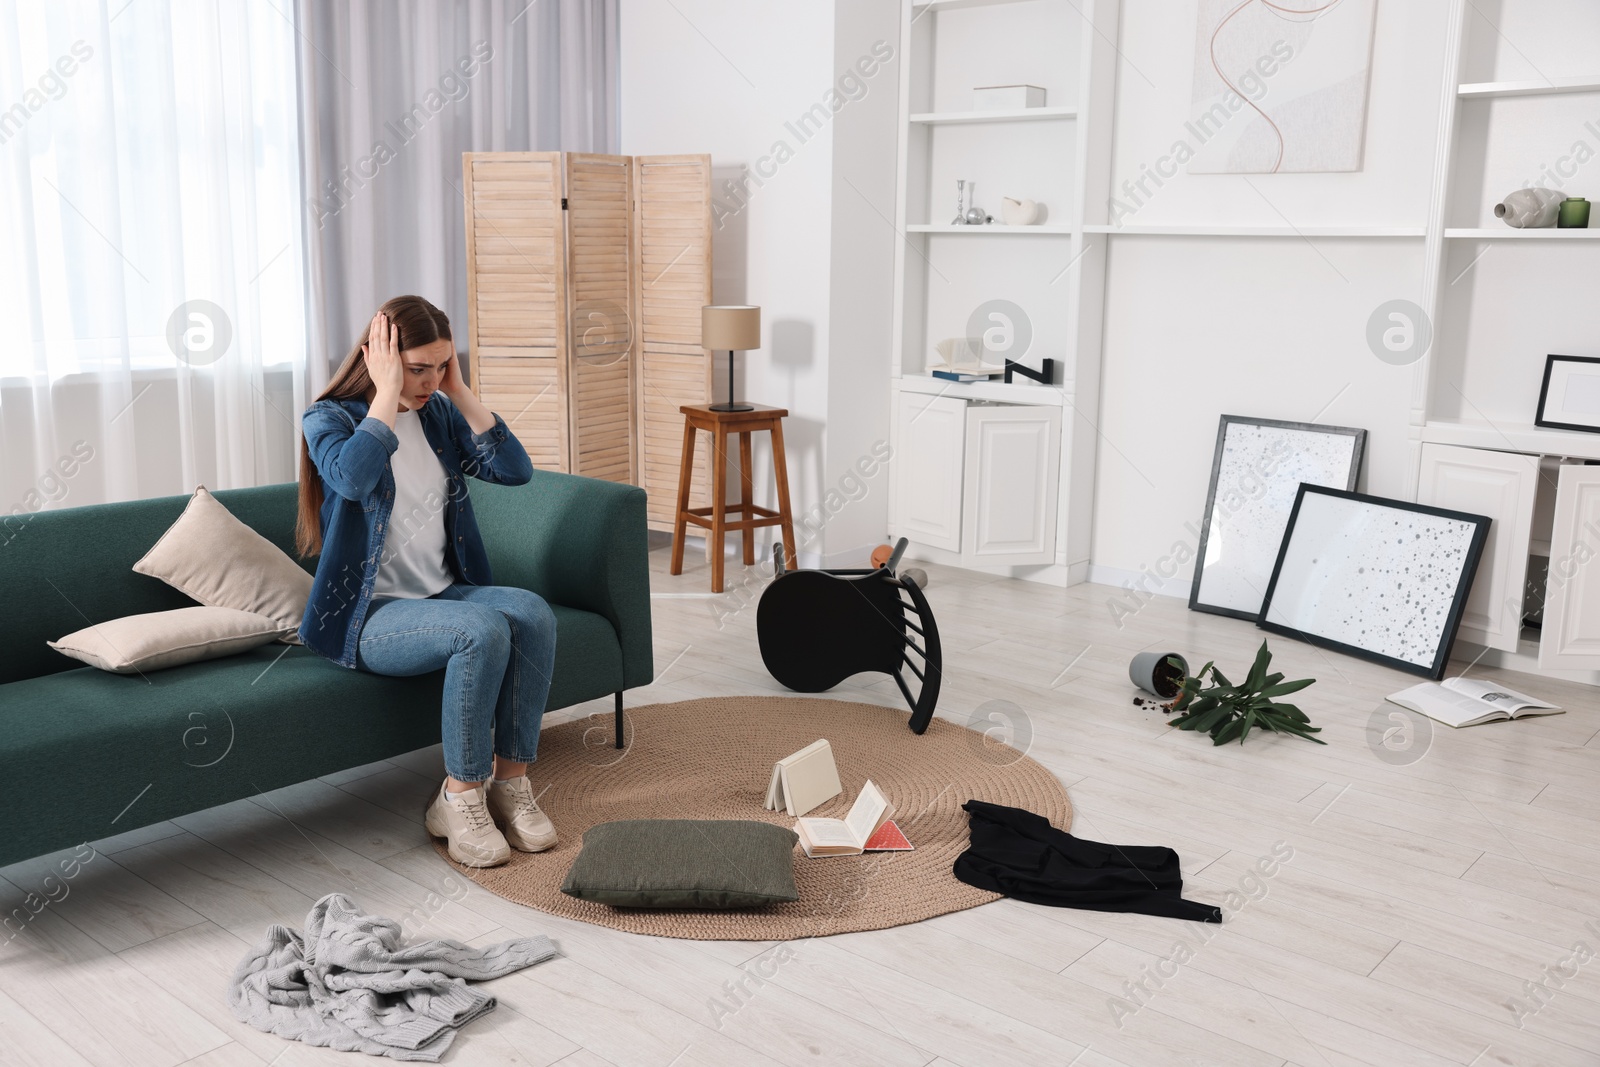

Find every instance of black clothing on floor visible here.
[952,799,1223,923]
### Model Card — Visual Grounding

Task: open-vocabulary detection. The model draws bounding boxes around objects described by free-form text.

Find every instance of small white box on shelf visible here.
[973,84,1046,110]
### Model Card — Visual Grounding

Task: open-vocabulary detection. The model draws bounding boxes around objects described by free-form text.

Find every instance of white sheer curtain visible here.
[0,0,307,511]
[0,0,617,516]
[294,0,619,394]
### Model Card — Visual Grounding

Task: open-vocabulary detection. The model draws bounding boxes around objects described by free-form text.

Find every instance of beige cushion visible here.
[48,606,292,674]
[133,485,311,643]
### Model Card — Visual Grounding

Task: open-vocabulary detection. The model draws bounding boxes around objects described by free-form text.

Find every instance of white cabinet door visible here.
[890,391,967,552]
[1539,463,1600,670]
[961,404,1061,566]
[1416,443,1539,652]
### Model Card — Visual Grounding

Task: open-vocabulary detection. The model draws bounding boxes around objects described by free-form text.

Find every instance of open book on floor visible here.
[795,780,898,858]
[1386,677,1562,728]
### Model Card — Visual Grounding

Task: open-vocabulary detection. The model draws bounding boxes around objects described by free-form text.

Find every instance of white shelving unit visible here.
[1442,227,1600,239]
[1084,224,1425,238]
[909,106,1078,124]
[905,223,1077,234]
[886,0,1118,583]
[1457,76,1600,99]
[1411,0,1600,685]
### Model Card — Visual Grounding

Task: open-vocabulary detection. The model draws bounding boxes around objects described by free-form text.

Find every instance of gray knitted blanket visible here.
[227,891,558,1061]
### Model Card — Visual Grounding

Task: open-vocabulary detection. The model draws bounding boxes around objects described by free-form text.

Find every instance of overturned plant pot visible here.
[1129,651,1187,700]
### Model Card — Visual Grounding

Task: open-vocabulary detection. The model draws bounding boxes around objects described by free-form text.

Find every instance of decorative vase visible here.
[1001,197,1041,225]
[1129,651,1188,700]
[1559,197,1591,228]
[1494,187,1563,228]
[964,181,989,225]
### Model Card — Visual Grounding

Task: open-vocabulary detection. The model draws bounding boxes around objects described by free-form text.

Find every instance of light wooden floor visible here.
[3,542,1598,1067]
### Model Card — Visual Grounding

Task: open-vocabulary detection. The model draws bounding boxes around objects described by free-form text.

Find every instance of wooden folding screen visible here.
[633,155,713,531]
[462,151,712,533]
[461,153,566,471]
[564,153,635,483]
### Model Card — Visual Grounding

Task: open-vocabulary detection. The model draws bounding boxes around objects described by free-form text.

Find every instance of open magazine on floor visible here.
[1386,676,1561,728]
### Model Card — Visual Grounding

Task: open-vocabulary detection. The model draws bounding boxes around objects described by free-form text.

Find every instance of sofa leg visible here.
[614,691,624,749]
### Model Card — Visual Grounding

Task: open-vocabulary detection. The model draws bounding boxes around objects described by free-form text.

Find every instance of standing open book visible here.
[795,780,897,858]
[1386,677,1561,728]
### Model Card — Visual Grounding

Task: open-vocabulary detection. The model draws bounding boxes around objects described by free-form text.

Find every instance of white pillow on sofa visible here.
[133,485,311,643]
[48,606,292,674]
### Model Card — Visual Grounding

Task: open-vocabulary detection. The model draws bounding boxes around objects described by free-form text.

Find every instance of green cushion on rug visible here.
[560,819,800,909]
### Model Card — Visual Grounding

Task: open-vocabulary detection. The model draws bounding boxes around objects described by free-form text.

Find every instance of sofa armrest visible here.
[470,469,653,690]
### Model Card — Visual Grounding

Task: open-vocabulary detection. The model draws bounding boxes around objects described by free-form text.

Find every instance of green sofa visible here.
[0,471,653,869]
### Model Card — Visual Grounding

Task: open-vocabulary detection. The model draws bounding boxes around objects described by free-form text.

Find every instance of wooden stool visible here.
[670,404,797,593]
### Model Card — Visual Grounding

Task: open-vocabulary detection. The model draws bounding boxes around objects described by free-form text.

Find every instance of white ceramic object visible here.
[1001,197,1041,225]
[1495,187,1563,228]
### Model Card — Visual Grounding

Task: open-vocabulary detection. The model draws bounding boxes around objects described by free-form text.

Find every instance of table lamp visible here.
[702,304,760,412]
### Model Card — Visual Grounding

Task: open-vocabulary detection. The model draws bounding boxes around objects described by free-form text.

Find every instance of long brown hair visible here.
[295,295,453,558]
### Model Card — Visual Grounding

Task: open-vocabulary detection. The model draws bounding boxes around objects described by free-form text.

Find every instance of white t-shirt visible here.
[372,409,455,599]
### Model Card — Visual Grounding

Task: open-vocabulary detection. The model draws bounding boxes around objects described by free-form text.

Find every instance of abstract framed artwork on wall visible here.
[1190,415,1367,621]
[1534,354,1600,434]
[1188,0,1378,174]
[1258,486,1492,680]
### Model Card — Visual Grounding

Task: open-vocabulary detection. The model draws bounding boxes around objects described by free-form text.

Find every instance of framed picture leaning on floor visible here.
[1257,486,1492,681]
[1189,415,1368,621]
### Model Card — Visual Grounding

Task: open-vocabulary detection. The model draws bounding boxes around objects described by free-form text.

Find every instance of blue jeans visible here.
[354,582,557,783]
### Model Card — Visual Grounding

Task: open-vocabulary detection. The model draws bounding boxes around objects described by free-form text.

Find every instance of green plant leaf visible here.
[1244,641,1271,692]
[1270,718,1327,743]
[1260,678,1316,698]
[1210,666,1233,688]
[1267,702,1310,722]
[1212,717,1246,745]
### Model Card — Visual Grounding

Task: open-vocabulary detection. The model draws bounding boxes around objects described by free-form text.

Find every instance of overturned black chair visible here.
[755,538,942,733]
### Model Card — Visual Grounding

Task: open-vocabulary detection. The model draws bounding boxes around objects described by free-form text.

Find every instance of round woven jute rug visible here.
[424,695,1072,939]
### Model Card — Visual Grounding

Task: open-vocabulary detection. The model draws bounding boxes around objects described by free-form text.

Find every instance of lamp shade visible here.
[702,305,761,351]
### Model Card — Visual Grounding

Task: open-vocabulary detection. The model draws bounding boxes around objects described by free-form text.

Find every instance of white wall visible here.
[823,1,899,568]
[620,0,899,569]
[622,0,1472,593]
[1087,0,1454,605]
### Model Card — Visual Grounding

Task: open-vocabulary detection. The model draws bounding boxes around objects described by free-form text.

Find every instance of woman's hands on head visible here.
[438,346,468,399]
[362,312,404,400]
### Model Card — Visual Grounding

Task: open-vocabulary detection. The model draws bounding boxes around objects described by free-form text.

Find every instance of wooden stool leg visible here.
[739,430,755,566]
[710,424,729,593]
[670,419,695,576]
[768,418,797,567]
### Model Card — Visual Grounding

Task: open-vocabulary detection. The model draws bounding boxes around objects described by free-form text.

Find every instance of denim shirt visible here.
[296,393,534,668]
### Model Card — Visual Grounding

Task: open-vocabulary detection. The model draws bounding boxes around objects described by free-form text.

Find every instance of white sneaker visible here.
[487,774,558,852]
[424,780,511,867]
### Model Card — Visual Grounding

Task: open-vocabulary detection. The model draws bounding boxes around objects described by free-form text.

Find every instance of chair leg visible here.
[710,425,729,593]
[739,430,755,566]
[670,421,696,576]
[768,419,798,568]
[614,691,625,749]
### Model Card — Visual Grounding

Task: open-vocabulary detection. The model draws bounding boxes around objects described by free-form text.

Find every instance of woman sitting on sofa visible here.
[293,294,557,869]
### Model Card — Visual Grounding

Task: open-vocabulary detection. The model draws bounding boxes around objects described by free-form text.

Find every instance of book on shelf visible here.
[928,369,1001,383]
[764,739,842,817]
[1385,677,1561,728]
[795,779,897,857]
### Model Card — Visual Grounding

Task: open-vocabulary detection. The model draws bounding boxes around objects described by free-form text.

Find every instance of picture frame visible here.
[1258,485,1491,681]
[1534,354,1600,433]
[1189,416,1368,621]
